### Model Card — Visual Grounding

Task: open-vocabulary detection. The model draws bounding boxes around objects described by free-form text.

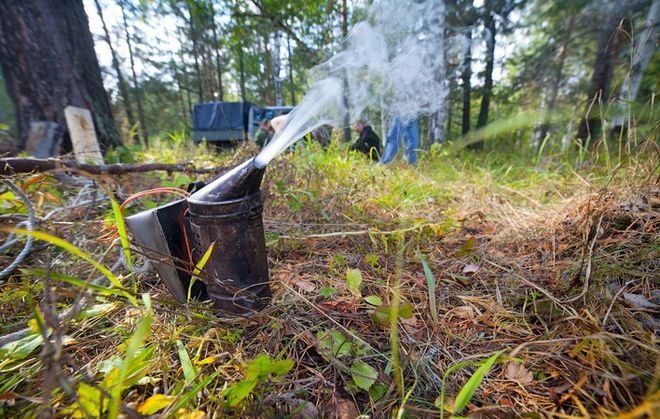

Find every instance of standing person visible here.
[349,120,381,161]
[254,119,273,148]
[380,116,419,165]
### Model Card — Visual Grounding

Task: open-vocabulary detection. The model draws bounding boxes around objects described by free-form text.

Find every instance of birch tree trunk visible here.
[273,31,283,106]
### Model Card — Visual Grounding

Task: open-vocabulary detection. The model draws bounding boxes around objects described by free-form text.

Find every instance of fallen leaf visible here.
[291,278,316,293]
[505,362,533,385]
[288,398,320,419]
[462,263,479,275]
[447,305,476,320]
[332,399,359,419]
[138,394,175,415]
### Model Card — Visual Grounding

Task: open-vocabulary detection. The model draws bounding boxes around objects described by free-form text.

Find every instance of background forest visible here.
[1,0,657,153]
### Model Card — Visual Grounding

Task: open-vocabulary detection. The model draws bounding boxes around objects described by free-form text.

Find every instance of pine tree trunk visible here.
[210,5,224,101]
[94,0,135,141]
[187,3,204,103]
[0,0,120,154]
[238,42,246,102]
[473,10,496,150]
[535,16,574,145]
[120,0,148,145]
[462,30,472,136]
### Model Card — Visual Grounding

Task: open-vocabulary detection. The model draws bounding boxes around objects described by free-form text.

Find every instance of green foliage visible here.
[222,354,294,407]
[346,268,363,297]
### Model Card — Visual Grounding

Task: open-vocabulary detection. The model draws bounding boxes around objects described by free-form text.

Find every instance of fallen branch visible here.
[0,158,227,176]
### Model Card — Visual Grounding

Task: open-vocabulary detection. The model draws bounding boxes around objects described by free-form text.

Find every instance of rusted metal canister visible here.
[186,159,271,315]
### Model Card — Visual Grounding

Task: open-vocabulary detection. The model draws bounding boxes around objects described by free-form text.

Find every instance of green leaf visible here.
[177,340,197,385]
[223,379,257,407]
[457,236,476,256]
[350,360,378,391]
[170,371,219,414]
[110,198,132,271]
[346,268,363,297]
[138,394,176,415]
[317,330,352,360]
[418,253,439,323]
[245,354,273,381]
[270,359,294,376]
[0,333,43,360]
[77,382,103,417]
[369,380,388,401]
[452,351,502,414]
[188,241,215,302]
[319,286,338,298]
[370,302,414,326]
[364,295,383,306]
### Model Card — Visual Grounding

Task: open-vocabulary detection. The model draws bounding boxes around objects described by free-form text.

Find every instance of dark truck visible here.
[192,101,293,145]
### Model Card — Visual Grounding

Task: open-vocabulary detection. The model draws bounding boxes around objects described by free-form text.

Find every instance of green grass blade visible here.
[107,294,153,419]
[452,351,502,414]
[417,253,438,323]
[24,268,133,300]
[3,227,137,306]
[176,340,197,385]
[110,197,132,272]
[187,241,215,302]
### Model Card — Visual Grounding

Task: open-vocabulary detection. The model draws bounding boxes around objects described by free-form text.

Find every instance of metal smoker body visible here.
[125,158,270,315]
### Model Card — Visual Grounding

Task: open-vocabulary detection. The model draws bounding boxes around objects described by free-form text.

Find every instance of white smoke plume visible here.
[255,0,454,168]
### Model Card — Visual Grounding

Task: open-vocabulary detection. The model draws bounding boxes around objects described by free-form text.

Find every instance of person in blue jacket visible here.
[380,115,418,165]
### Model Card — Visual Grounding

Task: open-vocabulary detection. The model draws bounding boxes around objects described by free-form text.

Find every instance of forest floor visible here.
[0,138,658,418]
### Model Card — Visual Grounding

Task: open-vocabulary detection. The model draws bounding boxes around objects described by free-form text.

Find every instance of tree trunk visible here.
[273,31,283,106]
[238,41,247,102]
[576,0,630,143]
[535,16,574,146]
[462,29,472,136]
[263,33,274,105]
[94,0,135,141]
[187,3,204,103]
[120,0,148,145]
[446,77,453,139]
[473,10,496,150]
[210,5,224,101]
[0,0,120,154]
[612,0,660,132]
[429,0,447,145]
[287,34,296,105]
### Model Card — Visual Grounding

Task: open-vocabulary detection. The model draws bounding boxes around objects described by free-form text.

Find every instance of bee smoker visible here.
[124,158,271,315]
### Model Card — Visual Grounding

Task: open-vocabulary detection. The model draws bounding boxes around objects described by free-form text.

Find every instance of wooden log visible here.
[0,158,227,176]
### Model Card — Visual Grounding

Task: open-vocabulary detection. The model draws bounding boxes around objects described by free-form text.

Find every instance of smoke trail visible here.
[254,0,451,169]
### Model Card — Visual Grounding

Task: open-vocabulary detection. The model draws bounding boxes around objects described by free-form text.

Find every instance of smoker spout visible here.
[189,158,265,203]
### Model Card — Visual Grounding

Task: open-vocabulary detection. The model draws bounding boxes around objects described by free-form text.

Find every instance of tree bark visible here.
[473,9,496,150]
[287,34,296,105]
[576,0,630,143]
[0,157,226,176]
[429,0,447,145]
[273,31,283,106]
[187,3,204,103]
[120,0,148,145]
[462,29,472,136]
[94,0,136,141]
[210,4,224,101]
[0,0,121,154]
[238,41,247,102]
[612,0,660,132]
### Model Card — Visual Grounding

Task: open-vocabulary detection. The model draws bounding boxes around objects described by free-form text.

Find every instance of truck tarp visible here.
[192,102,253,142]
